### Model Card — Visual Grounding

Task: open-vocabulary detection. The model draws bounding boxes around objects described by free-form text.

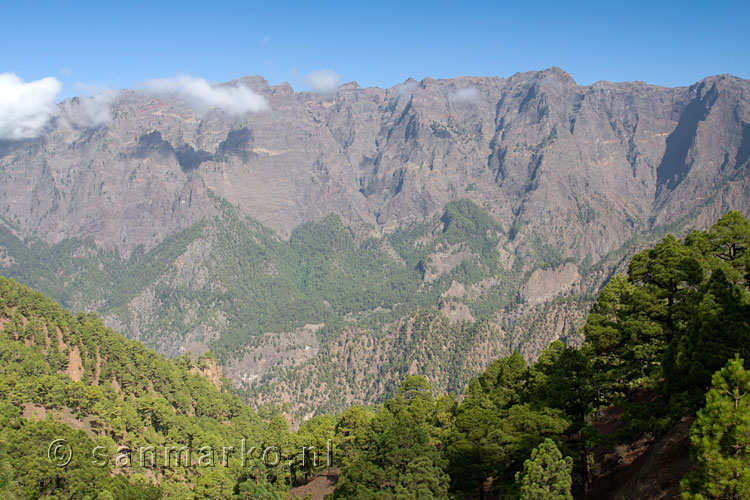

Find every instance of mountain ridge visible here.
[2,69,748,252]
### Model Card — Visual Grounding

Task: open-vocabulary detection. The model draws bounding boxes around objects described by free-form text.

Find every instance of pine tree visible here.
[444,405,500,496]
[681,356,750,499]
[0,445,17,499]
[515,438,573,500]
[667,269,750,393]
[237,476,284,500]
[332,378,449,499]
[706,211,750,264]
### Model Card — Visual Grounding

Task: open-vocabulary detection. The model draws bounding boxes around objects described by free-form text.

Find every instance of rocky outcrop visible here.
[520,262,580,305]
[189,356,224,390]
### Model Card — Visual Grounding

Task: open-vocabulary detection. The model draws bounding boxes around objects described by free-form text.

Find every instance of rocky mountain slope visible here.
[1,68,749,415]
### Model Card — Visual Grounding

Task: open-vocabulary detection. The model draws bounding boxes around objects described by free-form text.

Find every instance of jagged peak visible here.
[538,66,577,85]
[223,75,270,92]
[339,81,361,90]
[507,67,577,89]
[271,81,295,94]
[691,73,750,94]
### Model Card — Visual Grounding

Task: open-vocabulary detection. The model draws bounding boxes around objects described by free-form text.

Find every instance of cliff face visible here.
[1,69,749,414]
[1,69,748,254]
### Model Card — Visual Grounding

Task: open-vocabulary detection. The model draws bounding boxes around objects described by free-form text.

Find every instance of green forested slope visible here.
[1,211,748,499]
[0,199,520,356]
[3,195,705,418]
[325,211,750,499]
[0,277,298,499]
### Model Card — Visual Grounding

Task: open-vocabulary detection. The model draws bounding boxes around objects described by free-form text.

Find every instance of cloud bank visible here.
[63,85,118,129]
[0,73,62,140]
[449,87,480,104]
[306,70,340,93]
[144,76,269,116]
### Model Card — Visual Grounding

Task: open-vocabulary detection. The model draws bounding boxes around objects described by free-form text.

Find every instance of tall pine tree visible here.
[681,356,750,499]
[515,438,573,500]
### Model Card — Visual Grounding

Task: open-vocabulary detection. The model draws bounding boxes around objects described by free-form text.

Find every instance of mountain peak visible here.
[538,66,577,85]
[225,75,270,92]
[339,81,361,90]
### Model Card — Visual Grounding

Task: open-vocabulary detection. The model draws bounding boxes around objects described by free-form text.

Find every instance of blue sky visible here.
[1,0,748,98]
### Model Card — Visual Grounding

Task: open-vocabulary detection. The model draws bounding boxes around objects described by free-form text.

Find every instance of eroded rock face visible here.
[222,325,321,386]
[0,69,748,258]
[520,262,580,306]
[189,357,224,390]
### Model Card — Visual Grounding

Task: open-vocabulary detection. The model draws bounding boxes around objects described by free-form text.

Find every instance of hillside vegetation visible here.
[0,211,748,499]
[0,196,663,417]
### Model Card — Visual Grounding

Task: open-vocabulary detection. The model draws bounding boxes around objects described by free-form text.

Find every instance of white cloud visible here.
[143,75,269,116]
[306,69,340,93]
[0,73,62,140]
[449,87,480,104]
[397,80,418,98]
[63,84,118,129]
[60,67,73,78]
